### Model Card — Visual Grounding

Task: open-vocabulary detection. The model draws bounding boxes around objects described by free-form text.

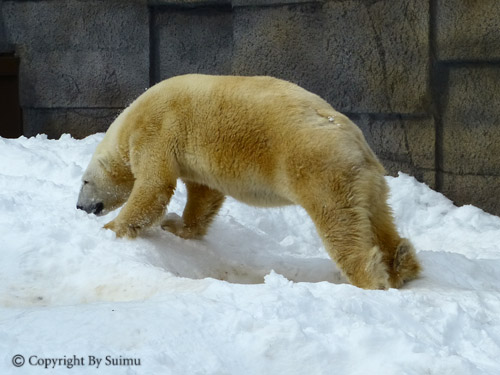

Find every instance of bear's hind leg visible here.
[368,178,421,287]
[295,167,391,289]
[162,182,225,239]
[304,202,390,290]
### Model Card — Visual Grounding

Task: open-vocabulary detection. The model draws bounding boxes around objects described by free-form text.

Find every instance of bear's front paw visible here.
[104,220,140,239]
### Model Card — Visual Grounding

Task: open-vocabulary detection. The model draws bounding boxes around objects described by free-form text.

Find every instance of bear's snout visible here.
[77,202,104,215]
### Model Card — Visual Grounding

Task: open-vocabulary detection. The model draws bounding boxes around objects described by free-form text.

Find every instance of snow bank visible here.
[1,134,499,374]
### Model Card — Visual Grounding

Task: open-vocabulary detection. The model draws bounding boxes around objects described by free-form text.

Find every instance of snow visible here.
[1,133,500,374]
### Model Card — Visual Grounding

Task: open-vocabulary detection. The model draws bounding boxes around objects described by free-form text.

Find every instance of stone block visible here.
[232,3,326,98]
[0,3,13,53]
[442,66,500,176]
[323,0,429,114]
[3,0,147,53]
[150,0,229,6]
[23,108,122,139]
[3,0,149,107]
[441,173,500,217]
[232,0,430,114]
[436,0,500,61]
[155,6,232,81]
[353,114,436,187]
[232,0,317,8]
[16,49,148,108]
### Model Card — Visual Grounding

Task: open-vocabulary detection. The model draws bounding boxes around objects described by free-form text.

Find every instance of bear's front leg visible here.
[161,182,225,239]
[104,179,176,238]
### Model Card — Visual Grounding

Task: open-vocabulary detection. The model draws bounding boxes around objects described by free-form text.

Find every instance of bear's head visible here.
[76,150,134,216]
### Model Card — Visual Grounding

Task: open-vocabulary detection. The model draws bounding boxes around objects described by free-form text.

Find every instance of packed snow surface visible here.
[1,134,500,374]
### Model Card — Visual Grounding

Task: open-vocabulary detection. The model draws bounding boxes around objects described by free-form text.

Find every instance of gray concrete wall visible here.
[2,0,500,216]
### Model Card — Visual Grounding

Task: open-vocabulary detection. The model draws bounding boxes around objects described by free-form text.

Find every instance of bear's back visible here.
[114,74,383,206]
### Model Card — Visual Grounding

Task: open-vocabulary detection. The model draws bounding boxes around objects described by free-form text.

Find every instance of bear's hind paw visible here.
[161,213,201,239]
[161,213,183,234]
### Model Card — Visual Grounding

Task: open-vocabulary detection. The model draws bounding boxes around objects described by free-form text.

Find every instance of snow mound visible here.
[1,134,500,374]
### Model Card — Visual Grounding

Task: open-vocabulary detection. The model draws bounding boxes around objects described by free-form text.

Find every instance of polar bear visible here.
[77,74,421,289]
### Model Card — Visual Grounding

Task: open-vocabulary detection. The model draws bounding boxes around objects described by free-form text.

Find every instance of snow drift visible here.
[1,134,499,374]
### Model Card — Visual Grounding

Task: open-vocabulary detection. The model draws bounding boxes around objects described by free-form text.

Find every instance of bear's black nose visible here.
[77,204,83,210]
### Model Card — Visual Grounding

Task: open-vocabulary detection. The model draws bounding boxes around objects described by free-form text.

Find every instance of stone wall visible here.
[1,0,499,215]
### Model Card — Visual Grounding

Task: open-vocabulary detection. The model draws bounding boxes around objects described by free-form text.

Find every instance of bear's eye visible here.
[83,180,89,185]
